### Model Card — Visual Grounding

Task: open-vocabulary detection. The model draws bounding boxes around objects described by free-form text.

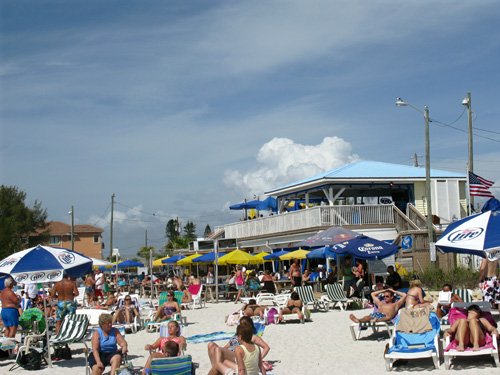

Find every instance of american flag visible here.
[468,171,495,198]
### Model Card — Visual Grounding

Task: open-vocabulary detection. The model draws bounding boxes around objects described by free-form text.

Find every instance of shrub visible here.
[417,266,480,290]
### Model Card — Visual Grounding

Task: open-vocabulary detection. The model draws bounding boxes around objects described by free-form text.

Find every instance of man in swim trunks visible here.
[349,288,406,323]
[289,258,302,287]
[1,277,20,338]
[51,273,79,334]
[479,258,500,309]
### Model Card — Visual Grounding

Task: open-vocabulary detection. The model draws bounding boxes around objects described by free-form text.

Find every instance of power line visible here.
[92,202,111,227]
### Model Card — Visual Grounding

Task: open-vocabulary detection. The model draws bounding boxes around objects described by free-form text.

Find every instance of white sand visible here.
[3,300,500,374]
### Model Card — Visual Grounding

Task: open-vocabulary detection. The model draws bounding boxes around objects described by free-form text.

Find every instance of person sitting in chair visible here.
[180,285,192,306]
[278,292,303,322]
[142,341,180,375]
[152,292,180,322]
[445,304,499,351]
[436,283,463,319]
[144,320,187,353]
[349,289,406,323]
[88,313,128,375]
[112,295,139,325]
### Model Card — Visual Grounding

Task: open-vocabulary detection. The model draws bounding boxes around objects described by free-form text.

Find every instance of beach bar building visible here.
[208,161,468,271]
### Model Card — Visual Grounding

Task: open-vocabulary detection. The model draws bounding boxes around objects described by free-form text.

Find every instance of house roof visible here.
[36,221,104,235]
[266,160,467,194]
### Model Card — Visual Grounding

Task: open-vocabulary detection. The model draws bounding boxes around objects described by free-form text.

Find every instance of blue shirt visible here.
[97,327,117,353]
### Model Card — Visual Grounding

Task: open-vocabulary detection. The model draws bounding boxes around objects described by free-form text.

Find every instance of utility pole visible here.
[464,92,473,208]
[70,205,74,251]
[109,193,115,259]
[413,153,422,167]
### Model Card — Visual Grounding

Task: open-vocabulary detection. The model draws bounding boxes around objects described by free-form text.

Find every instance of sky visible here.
[1,1,500,259]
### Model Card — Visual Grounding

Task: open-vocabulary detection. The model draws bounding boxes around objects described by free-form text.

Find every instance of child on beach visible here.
[216,323,266,375]
[142,340,179,375]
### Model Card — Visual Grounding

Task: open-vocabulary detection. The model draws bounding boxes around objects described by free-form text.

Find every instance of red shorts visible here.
[94,289,104,298]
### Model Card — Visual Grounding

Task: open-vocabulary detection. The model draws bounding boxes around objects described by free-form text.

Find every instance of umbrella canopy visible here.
[436,211,500,261]
[161,254,186,264]
[177,254,203,266]
[253,252,272,262]
[256,197,278,212]
[118,260,144,268]
[0,245,92,283]
[91,257,114,267]
[329,235,399,260]
[279,249,310,260]
[295,226,361,248]
[305,246,336,259]
[229,200,262,210]
[218,249,261,265]
[263,250,290,260]
[153,256,170,266]
[192,252,226,263]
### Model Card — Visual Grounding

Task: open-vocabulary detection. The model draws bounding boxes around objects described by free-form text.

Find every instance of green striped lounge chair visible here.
[295,285,328,312]
[150,355,194,375]
[324,283,355,311]
[453,289,473,303]
[50,313,90,354]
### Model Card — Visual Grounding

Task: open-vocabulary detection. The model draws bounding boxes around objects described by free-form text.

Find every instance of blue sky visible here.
[2,1,500,258]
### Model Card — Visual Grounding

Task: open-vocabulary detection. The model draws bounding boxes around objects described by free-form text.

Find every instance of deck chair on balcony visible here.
[443,302,499,370]
[322,283,355,311]
[295,285,328,312]
[384,310,441,371]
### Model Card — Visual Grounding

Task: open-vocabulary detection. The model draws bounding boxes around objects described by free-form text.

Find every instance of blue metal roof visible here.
[268,161,466,192]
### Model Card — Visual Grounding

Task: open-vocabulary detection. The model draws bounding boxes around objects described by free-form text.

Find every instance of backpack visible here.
[17,348,42,370]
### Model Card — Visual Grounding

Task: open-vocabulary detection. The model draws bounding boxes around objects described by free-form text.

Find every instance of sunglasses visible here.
[125,298,131,301]
[167,294,174,297]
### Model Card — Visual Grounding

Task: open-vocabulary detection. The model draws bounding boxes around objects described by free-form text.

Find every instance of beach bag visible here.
[17,348,42,370]
[226,313,240,326]
[267,308,278,324]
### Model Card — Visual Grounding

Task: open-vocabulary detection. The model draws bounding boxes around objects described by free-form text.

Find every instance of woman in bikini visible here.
[278,292,303,322]
[142,320,186,374]
[152,292,180,322]
[242,299,265,319]
[405,279,432,308]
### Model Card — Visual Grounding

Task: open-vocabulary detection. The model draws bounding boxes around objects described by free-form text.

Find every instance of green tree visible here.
[164,236,189,250]
[0,185,48,257]
[165,219,180,241]
[183,221,196,241]
[137,246,155,265]
[204,224,212,238]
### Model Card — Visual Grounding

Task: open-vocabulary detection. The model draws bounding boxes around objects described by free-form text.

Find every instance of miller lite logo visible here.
[58,252,75,264]
[47,271,62,280]
[0,257,18,268]
[15,273,29,283]
[447,227,484,243]
[30,272,46,282]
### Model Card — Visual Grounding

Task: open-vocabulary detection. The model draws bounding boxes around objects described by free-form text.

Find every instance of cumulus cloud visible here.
[223,136,359,197]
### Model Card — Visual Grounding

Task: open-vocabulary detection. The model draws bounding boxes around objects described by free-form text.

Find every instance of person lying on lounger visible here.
[278,292,303,322]
[444,304,499,352]
[350,289,406,323]
[242,299,265,319]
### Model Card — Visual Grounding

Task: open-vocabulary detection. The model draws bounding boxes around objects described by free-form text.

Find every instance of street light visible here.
[396,98,435,264]
[69,206,74,251]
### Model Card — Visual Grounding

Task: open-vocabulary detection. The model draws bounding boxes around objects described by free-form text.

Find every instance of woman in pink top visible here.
[144,321,186,353]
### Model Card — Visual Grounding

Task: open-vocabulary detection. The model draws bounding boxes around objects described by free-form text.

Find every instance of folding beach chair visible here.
[295,285,328,312]
[150,355,194,375]
[323,283,355,311]
[114,294,142,333]
[384,311,441,371]
[453,288,473,303]
[146,293,186,332]
[49,314,89,361]
[148,322,186,355]
[443,302,499,370]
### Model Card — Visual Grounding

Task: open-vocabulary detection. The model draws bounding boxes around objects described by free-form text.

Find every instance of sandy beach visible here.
[2,299,500,375]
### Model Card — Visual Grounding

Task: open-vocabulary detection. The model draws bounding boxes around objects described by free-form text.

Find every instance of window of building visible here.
[94,235,100,244]
[49,236,60,245]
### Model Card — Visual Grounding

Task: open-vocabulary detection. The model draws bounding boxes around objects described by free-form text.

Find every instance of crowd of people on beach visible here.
[2,254,500,373]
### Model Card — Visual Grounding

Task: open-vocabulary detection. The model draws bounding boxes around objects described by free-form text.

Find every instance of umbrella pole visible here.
[149,248,153,306]
[43,282,53,367]
[214,239,219,304]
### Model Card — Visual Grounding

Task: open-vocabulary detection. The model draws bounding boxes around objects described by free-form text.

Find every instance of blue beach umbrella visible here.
[329,235,399,260]
[436,210,500,260]
[118,260,144,268]
[263,250,290,260]
[305,246,336,259]
[161,254,186,264]
[192,252,226,263]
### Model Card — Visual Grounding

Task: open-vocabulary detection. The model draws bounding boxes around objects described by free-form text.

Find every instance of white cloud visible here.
[223,136,359,197]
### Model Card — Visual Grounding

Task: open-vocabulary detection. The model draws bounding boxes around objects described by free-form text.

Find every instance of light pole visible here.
[396,98,435,264]
[69,206,74,251]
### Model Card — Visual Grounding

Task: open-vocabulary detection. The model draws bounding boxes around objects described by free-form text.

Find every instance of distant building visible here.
[32,221,104,259]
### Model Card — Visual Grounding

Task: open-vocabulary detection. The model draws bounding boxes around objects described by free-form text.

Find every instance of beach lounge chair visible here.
[453,288,473,303]
[188,284,206,309]
[323,283,355,311]
[76,309,111,327]
[295,285,328,312]
[150,355,195,375]
[50,314,89,361]
[146,293,186,332]
[114,294,142,333]
[255,292,276,306]
[443,302,499,370]
[384,311,441,371]
[349,295,399,341]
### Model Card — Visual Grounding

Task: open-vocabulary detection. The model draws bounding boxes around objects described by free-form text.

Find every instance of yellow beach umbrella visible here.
[219,249,261,265]
[395,263,409,276]
[279,248,310,260]
[152,256,171,266]
[253,252,272,262]
[177,254,202,266]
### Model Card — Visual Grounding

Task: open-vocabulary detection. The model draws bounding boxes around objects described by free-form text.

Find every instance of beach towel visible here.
[445,332,495,352]
[188,285,201,296]
[186,325,265,344]
[388,312,440,354]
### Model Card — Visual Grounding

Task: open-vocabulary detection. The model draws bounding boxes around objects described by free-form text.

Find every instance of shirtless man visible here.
[51,273,79,334]
[189,274,201,286]
[172,275,183,291]
[289,258,302,287]
[479,258,500,308]
[1,278,20,337]
[350,288,407,323]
